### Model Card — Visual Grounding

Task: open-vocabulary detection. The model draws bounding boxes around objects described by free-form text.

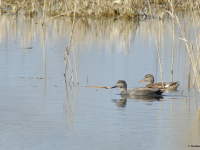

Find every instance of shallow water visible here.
[0,14,200,150]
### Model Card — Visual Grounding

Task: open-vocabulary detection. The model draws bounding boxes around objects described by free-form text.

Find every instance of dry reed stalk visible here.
[82,86,112,89]
[170,0,175,82]
[192,6,200,86]
[167,1,200,92]
[64,0,78,84]
[42,26,46,92]
[190,43,196,87]
[179,37,200,90]
[188,59,191,90]
[64,46,70,76]
[42,0,46,26]
[68,0,77,51]
[191,42,198,88]
[69,70,74,84]
[195,5,200,79]
[4,0,200,19]
[68,58,74,84]
[72,37,79,84]
[147,0,164,87]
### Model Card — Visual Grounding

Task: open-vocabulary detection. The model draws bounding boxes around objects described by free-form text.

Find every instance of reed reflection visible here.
[64,76,79,135]
[42,26,46,99]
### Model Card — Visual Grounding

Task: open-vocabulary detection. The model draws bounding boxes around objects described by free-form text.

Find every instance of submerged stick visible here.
[82,86,112,89]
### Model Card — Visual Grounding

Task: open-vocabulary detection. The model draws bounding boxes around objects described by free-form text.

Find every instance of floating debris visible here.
[23,47,33,49]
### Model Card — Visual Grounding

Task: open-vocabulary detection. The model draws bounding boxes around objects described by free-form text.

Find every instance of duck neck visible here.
[148,77,154,84]
[121,87,127,93]
[121,84,127,93]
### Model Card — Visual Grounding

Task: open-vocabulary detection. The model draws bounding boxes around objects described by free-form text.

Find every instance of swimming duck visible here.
[139,74,180,90]
[112,80,164,96]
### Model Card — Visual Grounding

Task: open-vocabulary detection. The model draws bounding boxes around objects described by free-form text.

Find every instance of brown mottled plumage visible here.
[139,74,180,90]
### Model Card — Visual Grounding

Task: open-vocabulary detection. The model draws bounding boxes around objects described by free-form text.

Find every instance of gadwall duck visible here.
[112,80,164,96]
[139,74,180,90]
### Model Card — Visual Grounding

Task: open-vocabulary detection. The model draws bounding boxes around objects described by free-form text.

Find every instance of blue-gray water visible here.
[0,14,199,150]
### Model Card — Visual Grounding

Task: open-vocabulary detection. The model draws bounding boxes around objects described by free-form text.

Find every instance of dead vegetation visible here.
[1,0,200,20]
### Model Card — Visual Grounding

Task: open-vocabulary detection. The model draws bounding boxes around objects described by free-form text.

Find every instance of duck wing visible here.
[128,87,164,96]
[146,82,180,89]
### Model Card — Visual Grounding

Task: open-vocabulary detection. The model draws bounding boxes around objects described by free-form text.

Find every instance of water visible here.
[0,14,200,150]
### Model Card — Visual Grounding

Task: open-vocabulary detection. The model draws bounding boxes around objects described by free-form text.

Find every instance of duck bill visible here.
[139,79,145,83]
[111,85,118,89]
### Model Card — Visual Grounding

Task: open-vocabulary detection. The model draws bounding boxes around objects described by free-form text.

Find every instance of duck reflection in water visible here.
[112,94,163,107]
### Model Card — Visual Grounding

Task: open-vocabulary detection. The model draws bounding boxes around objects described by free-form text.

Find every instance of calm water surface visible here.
[0,14,200,150]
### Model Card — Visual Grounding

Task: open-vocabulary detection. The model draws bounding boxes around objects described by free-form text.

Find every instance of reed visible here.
[64,0,79,85]
[166,0,200,92]
[72,37,79,84]
[42,26,46,92]
[192,7,200,87]
[147,0,164,87]
[188,58,191,90]
[170,0,175,82]
[42,0,46,26]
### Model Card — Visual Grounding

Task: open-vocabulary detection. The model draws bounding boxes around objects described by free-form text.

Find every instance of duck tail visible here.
[156,88,167,95]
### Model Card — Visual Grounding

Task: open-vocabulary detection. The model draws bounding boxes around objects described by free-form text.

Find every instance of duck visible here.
[139,74,180,90]
[112,80,165,96]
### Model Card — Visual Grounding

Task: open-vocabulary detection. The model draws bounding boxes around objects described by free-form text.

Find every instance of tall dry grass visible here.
[1,0,200,20]
[166,0,200,92]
